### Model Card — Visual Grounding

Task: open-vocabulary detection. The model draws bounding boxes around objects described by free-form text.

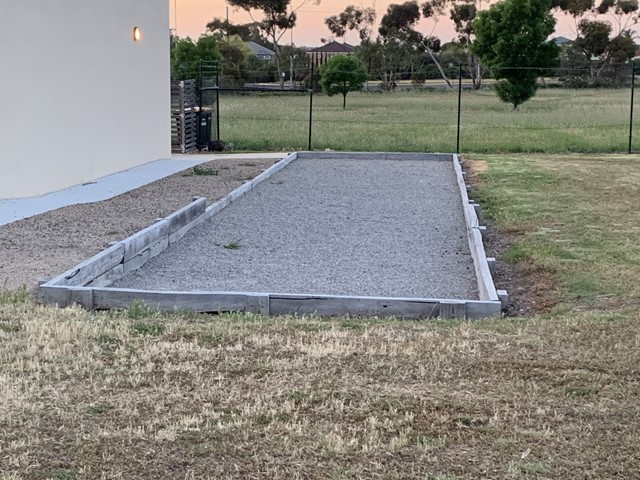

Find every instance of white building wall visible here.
[0,1,170,199]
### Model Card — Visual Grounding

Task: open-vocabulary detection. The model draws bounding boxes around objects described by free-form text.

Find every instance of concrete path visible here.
[0,153,288,227]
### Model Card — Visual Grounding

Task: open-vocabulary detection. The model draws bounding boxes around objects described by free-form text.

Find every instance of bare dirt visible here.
[0,158,278,291]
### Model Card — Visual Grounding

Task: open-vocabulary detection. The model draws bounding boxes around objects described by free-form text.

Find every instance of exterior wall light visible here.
[133,26,142,42]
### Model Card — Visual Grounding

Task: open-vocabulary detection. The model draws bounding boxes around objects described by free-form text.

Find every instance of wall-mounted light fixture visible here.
[133,26,142,42]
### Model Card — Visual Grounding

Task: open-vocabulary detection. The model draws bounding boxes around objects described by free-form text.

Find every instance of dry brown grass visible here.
[1,299,639,479]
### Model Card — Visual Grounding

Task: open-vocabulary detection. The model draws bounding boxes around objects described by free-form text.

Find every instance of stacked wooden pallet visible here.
[171,80,197,153]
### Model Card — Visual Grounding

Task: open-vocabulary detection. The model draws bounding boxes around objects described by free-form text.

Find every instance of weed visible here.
[201,333,225,347]
[44,469,81,480]
[192,165,219,176]
[86,403,113,414]
[0,284,29,304]
[453,416,487,427]
[126,300,152,320]
[131,322,165,336]
[94,334,121,346]
[508,460,549,475]
[339,320,366,330]
[254,413,273,425]
[565,386,598,397]
[0,323,21,333]
[411,435,446,447]
[223,240,241,250]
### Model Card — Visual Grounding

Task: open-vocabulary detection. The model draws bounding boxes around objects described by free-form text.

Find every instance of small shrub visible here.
[192,165,219,176]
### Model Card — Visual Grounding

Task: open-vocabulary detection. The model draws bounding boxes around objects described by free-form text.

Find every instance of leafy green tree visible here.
[171,36,220,83]
[319,55,367,109]
[324,5,377,42]
[245,54,279,83]
[449,0,486,89]
[472,0,559,109]
[325,5,377,85]
[206,18,270,45]
[379,1,452,88]
[552,0,638,83]
[217,35,253,86]
[228,0,320,85]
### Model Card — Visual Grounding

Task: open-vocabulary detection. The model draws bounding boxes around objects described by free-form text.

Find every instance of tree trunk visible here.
[343,93,347,109]
[469,54,483,90]
[270,33,284,88]
[426,48,453,89]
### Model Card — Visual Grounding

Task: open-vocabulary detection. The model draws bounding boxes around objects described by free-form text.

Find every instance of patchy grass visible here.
[214,88,636,153]
[0,301,639,478]
[470,153,640,311]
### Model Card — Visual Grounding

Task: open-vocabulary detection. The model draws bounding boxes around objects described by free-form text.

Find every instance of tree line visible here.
[171,0,639,109]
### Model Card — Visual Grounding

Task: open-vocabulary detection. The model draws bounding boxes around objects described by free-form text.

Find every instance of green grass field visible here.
[215,88,637,153]
[2,154,640,478]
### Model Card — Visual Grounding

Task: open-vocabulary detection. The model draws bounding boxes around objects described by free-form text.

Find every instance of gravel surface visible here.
[0,158,278,291]
[114,158,479,299]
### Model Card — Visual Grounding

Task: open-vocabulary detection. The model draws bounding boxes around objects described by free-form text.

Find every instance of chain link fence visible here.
[191,62,639,154]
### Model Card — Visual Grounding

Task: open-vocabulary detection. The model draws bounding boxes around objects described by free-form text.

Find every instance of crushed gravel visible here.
[0,158,278,291]
[113,157,479,300]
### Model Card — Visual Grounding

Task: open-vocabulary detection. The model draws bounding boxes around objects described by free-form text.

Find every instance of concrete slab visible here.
[0,153,288,226]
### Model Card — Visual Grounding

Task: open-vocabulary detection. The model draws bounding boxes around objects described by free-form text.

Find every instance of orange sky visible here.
[171,0,626,47]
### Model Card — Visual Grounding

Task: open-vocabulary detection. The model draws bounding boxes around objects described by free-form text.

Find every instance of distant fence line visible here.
[172,63,640,155]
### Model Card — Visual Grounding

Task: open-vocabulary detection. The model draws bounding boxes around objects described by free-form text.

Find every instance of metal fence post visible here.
[456,63,463,154]
[308,62,314,151]
[629,61,636,154]
[199,59,203,111]
[215,69,221,141]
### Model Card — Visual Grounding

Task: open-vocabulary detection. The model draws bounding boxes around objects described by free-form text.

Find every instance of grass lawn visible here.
[2,154,640,478]
[471,153,640,311]
[215,88,637,153]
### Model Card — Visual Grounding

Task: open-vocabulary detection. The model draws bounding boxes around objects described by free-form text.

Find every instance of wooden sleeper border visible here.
[39,152,506,319]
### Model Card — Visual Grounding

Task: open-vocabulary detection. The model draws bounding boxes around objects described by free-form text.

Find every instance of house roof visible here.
[248,41,275,56]
[552,36,573,45]
[308,41,355,54]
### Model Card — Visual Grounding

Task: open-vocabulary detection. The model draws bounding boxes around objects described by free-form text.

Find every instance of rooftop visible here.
[308,41,355,54]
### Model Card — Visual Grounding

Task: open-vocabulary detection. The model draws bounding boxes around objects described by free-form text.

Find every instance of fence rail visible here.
[177,62,639,154]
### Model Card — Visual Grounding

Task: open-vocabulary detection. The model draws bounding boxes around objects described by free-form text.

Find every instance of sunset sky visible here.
[171,0,633,47]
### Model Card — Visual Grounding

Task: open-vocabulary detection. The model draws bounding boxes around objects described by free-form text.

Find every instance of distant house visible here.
[307,41,355,67]
[552,36,573,46]
[248,41,275,61]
